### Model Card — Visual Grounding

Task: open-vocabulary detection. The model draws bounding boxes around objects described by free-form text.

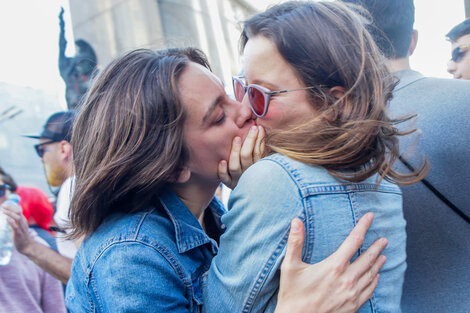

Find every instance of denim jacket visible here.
[66,188,225,313]
[204,153,406,313]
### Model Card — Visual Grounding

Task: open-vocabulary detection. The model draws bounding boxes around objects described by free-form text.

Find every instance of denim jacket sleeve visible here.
[203,158,305,313]
[89,241,190,312]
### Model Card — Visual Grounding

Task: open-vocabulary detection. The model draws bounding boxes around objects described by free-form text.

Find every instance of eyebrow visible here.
[202,94,224,125]
[250,78,280,91]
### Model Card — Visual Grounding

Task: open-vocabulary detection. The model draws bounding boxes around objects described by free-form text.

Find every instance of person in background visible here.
[4,111,77,284]
[446,19,470,80]
[343,0,470,312]
[0,168,66,313]
[0,167,58,251]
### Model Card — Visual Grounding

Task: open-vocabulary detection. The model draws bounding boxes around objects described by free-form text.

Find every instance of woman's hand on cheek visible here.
[275,213,387,313]
[218,126,265,189]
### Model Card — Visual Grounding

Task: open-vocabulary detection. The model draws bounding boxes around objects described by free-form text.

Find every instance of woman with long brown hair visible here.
[65,46,388,312]
[204,1,428,312]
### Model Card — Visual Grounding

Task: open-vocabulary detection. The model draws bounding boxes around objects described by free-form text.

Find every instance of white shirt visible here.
[53,176,76,259]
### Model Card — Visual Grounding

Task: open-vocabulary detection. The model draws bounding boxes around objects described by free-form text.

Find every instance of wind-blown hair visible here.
[240,1,428,184]
[70,48,210,238]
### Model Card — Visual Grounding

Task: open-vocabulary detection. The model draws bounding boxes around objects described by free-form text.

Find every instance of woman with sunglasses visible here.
[204,2,428,313]
[66,47,387,313]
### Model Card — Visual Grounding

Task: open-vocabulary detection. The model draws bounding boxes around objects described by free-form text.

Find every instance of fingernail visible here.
[381,238,388,246]
[250,126,257,133]
[234,137,241,144]
[291,219,302,233]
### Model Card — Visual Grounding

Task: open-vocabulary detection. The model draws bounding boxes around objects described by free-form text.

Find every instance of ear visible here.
[59,141,73,160]
[171,167,191,184]
[328,86,346,100]
[325,86,347,120]
[408,29,418,57]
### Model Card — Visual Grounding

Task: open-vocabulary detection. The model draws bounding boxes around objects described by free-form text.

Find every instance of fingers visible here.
[332,213,374,263]
[2,204,23,222]
[355,274,380,308]
[282,218,305,269]
[240,126,258,170]
[253,126,265,162]
[349,238,388,278]
[217,160,232,187]
[228,136,243,177]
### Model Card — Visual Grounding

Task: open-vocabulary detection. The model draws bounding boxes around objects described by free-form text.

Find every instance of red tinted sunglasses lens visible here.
[248,86,266,116]
[233,79,245,102]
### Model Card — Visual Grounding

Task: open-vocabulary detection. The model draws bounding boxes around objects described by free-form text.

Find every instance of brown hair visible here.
[241,1,428,184]
[70,48,210,238]
[0,166,17,192]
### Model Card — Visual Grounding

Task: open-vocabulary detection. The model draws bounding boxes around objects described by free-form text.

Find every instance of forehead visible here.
[243,36,300,87]
[178,62,224,121]
[452,34,470,49]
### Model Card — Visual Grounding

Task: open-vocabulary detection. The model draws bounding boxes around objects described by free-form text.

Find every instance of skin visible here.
[447,33,470,80]
[243,35,318,130]
[180,62,256,187]
[2,138,76,284]
[39,139,73,187]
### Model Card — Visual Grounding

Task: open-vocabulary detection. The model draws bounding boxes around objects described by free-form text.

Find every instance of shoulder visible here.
[238,153,328,189]
[78,207,181,272]
[226,154,312,222]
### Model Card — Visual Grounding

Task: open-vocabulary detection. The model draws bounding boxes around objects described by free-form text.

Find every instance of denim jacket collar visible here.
[159,188,225,254]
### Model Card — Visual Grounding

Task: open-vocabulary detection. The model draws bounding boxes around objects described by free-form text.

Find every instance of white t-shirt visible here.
[53,176,77,259]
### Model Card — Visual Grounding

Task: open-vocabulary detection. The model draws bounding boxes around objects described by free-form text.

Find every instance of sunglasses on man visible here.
[232,76,319,118]
[34,140,59,158]
[451,44,470,62]
[0,184,11,198]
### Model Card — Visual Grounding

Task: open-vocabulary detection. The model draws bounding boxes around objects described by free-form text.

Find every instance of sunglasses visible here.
[34,140,58,158]
[232,76,318,118]
[451,44,470,62]
[0,184,11,198]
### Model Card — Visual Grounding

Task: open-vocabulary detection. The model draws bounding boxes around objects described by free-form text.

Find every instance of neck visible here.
[387,57,411,73]
[171,178,219,225]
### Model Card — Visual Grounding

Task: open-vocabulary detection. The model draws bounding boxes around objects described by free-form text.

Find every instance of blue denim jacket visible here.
[66,188,225,313]
[204,153,406,313]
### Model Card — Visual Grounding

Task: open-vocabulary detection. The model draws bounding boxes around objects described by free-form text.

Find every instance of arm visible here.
[275,214,387,313]
[89,242,190,312]
[3,202,72,284]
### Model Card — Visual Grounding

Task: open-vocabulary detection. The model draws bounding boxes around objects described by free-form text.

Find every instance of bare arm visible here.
[275,213,387,313]
[3,202,73,284]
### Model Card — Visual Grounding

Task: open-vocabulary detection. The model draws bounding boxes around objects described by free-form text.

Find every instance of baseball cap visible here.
[23,111,75,142]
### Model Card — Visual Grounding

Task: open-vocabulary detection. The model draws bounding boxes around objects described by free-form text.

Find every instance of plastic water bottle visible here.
[0,194,20,266]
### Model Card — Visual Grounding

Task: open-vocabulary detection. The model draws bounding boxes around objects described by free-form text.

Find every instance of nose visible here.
[447,60,458,78]
[233,96,255,128]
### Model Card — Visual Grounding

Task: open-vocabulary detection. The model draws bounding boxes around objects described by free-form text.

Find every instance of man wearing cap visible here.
[5,111,77,284]
[446,19,470,80]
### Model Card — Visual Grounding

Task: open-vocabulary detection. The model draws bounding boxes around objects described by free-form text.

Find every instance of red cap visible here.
[16,186,54,232]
